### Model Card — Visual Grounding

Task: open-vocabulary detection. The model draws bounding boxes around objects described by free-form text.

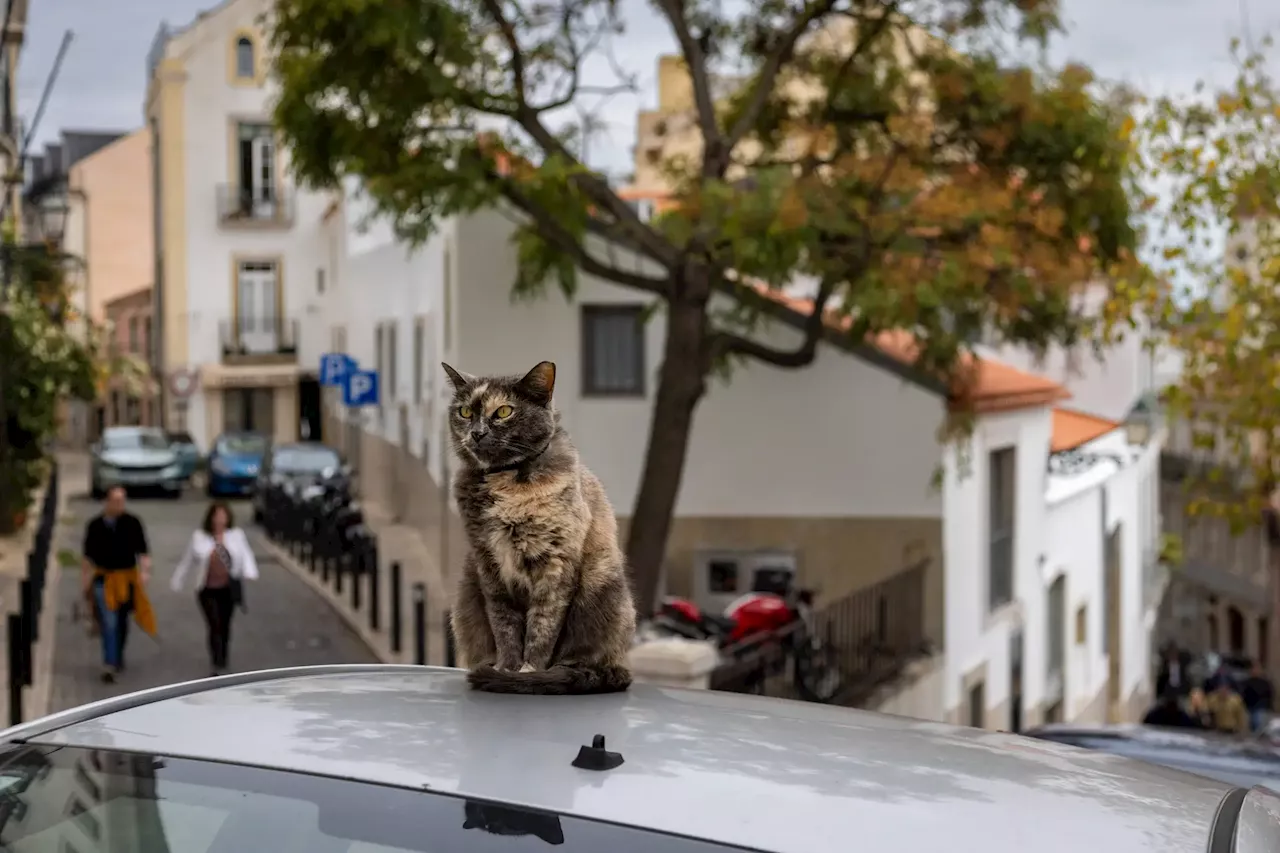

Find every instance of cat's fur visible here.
[444,360,636,695]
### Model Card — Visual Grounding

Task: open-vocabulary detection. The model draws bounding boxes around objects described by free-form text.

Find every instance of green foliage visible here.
[1135,35,1280,528]
[0,244,99,532]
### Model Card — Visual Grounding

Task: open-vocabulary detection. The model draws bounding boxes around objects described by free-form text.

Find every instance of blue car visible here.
[207,431,270,497]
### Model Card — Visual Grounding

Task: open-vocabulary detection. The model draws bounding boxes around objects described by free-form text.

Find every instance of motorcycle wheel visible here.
[792,641,843,703]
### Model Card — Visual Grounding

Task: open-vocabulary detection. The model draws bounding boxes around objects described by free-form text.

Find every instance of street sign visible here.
[319,353,356,387]
[168,368,199,399]
[342,370,380,407]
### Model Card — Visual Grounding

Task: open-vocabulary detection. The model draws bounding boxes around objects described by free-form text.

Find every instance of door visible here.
[251,134,276,217]
[1106,525,1123,721]
[237,262,279,353]
[298,377,321,442]
[223,388,275,435]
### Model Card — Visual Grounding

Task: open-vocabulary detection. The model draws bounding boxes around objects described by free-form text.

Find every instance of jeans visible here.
[92,579,131,669]
[1250,708,1269,732]
[198,586,235,669]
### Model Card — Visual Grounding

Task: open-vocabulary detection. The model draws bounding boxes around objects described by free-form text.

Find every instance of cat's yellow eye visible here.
[494,405,514,419]
[458,405,473,418]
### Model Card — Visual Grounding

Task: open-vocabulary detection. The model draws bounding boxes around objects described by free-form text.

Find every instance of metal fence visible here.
[259,491,457,668]
[710,559,931,706]
[7,462,60,726]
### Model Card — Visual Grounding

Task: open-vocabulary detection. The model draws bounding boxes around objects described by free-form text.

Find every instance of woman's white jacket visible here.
[170,528,260,592]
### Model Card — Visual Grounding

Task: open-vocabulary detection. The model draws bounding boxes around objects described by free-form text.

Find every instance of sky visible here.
[15,0,1280,178]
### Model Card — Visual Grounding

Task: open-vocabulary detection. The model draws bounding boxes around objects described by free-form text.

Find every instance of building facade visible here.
[100,285,157,433]
[145,0,329,448]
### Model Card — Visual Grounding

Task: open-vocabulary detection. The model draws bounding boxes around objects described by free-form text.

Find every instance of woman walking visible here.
[171,501,259,676]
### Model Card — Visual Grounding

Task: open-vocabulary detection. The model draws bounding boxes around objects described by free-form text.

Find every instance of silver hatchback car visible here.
[1,665,1278,853]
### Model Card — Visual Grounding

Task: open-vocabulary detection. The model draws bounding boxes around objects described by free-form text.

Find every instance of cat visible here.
[443,360,636,694]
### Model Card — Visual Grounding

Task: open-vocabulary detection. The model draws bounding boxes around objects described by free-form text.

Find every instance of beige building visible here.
[67,128,154,323]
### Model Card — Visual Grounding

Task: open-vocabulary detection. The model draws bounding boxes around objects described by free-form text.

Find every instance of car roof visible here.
[5,666,1232,853]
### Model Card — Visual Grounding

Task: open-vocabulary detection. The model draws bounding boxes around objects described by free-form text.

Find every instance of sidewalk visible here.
[259,495,456,667]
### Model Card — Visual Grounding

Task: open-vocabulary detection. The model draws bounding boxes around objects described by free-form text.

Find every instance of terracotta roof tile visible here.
[1051,408,1121,453]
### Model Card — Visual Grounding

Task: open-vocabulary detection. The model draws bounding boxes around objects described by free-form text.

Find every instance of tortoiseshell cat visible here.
[444,361,635,694]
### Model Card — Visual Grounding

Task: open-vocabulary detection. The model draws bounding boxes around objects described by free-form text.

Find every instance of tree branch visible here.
[477,0,677,267]
[650,0,725,176]
[495,174,673,297]
[714,276,839,367]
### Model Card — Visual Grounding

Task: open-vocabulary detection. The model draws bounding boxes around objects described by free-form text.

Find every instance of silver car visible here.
[90,426,185,498]
[2,665,1278,852]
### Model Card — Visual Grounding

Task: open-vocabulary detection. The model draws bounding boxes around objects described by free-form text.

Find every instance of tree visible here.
[1136,35,1280,530]
[0,242,98,533]
[272,0,1144,612]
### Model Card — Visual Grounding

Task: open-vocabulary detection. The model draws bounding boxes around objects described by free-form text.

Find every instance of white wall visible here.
[984,284,1156,422]
[448,208,946,519]
[167,0,332,446]
[942,406,1052,718]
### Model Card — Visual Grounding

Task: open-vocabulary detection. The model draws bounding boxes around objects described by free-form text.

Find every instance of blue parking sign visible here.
[319,353,355,386]
[342,370,380,407]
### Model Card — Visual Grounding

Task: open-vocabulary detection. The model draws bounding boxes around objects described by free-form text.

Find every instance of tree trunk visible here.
[626,291,711,615]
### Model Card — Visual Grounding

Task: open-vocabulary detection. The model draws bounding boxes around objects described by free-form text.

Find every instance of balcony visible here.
[216,184,295,228]
[219,318,299,366]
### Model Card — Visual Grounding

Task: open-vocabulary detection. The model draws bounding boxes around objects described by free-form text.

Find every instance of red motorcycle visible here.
[651,588,844,703]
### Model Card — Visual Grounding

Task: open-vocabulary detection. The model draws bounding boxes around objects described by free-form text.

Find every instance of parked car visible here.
[251,442,350,521]
[206,431,270,497]
[90,426,185,499]
[1,666,1276,853]
[1026,722,1280,792]
[165,429,202,481]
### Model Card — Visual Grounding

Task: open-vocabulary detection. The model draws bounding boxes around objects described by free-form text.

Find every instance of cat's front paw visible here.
[518,662,536,674]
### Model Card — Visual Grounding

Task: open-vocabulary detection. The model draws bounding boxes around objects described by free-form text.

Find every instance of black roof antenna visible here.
[572,734,624,771]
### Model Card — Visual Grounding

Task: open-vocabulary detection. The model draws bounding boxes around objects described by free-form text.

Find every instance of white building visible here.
[314,186,1160,727]
[145,0,331,448]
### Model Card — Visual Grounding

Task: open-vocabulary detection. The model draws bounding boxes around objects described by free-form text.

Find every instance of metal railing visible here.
[710,559,931,706]
[219,317,299,360]
[7,462,60,726]
[259,487,458,668]
[215,184,296,227]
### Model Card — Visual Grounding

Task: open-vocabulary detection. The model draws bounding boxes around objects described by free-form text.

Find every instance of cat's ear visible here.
[518,361,556,406]
[441,363,475,391]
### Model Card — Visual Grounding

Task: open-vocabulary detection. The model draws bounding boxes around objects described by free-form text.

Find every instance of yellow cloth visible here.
[1206,690,1249,734]
[95,567,157,638]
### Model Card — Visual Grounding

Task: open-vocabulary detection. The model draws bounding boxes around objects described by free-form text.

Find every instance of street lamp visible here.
[1125,392,1161,447]
[36,195,68,246]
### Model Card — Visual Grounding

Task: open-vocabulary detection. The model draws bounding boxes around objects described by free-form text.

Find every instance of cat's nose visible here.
[470,428,489,443]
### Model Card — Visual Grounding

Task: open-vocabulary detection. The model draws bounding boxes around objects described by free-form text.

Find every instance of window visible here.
[1046,575,1065,690]
[235,36,256,79]
[235,260,281,354]
[0,744,733,853]
[987,446,1016,610]
[582,304,646,396]
[316,267,325,295]
[1075,604,1088,645]
[127,317,138,353]
[142,316,152,361]
[235,122,276,214]
[967,681,985,729]
[413,318,425,404]
[708,559,739,593]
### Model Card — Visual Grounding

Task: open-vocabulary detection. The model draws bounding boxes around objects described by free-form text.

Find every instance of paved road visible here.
[49,488,377,713]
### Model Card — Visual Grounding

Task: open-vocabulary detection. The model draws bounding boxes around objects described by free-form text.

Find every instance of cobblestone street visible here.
[48,486,377,713]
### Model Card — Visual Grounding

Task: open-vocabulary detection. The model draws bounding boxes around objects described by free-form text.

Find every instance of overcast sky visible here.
[16,0,1278,177]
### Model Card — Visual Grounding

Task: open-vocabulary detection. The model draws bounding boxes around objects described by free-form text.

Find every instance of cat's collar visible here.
[480,440,551,476]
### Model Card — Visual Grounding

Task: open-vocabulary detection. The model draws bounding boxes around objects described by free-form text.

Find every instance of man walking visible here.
[81,487,156,682]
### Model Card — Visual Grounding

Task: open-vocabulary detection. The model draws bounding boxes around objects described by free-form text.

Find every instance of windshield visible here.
[102,429,170,451]
[0,745,746,853]
[273,446,341,473]
[216,434,269,456]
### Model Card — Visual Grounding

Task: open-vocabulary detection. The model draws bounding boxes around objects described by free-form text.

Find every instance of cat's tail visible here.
[466,663,632,695]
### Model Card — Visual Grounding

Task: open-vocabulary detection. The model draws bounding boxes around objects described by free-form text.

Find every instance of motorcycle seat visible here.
[704,613,737,634]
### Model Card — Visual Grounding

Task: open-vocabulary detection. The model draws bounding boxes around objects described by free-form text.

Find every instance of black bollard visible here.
[412,583,427,665]
[351,543,362,612]
[335,550,345,595]
[7,614,23,726]
[20,578,35,649]
[390,561,403,654]
[368,543,381,633]
[444,611,457,668]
